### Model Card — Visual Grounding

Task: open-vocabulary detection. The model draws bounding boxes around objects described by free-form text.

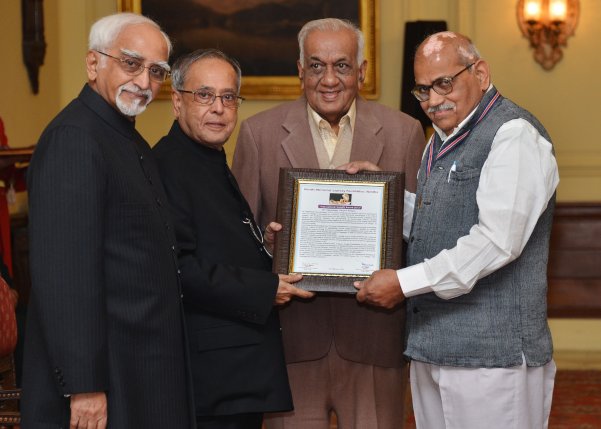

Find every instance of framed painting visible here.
[118,0,379,100]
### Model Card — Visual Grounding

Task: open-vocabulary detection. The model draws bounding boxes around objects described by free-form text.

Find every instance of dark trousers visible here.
[196,413,263,429]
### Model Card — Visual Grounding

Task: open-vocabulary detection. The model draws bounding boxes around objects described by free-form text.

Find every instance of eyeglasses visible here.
[242,217,272,257]
[177,89,244,109]
[411,63,475,102]
[94,50,170,83]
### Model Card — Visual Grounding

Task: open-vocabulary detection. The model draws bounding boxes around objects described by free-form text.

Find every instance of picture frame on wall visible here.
[118,0,379,100]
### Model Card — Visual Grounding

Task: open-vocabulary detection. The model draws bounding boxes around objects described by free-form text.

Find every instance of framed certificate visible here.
[273,168,405,293]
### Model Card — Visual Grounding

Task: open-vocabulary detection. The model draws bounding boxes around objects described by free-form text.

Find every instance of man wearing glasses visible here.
[233,18,425,429]
[23,13,194,429]
[355,32,559,429]
[153,49,313,429]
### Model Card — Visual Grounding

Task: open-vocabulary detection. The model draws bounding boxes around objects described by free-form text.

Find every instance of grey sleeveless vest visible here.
[405,88,555,368]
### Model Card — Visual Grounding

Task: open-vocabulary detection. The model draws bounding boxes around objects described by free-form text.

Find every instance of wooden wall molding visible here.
[547,202,601,317]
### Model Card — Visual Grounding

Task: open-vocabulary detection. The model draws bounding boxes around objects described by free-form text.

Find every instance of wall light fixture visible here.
[516,0,579,70]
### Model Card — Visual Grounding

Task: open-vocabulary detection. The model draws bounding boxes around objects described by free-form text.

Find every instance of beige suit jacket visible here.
[232,96,425,367]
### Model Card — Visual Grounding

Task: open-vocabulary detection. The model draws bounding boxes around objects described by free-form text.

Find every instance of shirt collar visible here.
[307,99,357,133]
[79,84,138,140]
[433,84,494,141]
[170,120,227,163]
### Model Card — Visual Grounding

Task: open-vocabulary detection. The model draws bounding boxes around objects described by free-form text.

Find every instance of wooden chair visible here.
[0,275,20,428]
[0,353,20,427]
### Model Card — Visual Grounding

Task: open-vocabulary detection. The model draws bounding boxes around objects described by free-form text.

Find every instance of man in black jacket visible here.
[154,49,313,429]
[23,13,195,429]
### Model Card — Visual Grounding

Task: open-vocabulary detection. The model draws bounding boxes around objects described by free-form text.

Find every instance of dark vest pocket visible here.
[448,166,481,183]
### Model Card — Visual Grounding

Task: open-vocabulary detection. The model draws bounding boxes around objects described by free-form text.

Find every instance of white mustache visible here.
[428,103,455,113]
[118,84,153,101]
[115,83,154,117]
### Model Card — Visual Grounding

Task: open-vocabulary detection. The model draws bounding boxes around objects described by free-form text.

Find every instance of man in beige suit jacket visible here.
[232,18,425,429]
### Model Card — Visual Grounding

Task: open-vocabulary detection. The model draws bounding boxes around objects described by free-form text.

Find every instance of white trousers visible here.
[410,356,556,429]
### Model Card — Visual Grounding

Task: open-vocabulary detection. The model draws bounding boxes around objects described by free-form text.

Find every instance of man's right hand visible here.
[274,273,315,305]
[354,269,405,309]
[70,392,107,429]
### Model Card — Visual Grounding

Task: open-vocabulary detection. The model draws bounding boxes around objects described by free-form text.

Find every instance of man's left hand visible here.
[336,161,381,174]
[355,269,405,309]
[263,222,282,255]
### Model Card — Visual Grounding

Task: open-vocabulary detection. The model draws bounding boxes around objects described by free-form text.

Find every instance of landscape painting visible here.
[119,0,378,99]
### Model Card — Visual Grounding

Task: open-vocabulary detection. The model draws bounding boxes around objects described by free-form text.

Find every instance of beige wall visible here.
[144,0,601,203]
[1,0,600,360]
[1,0,60,148]
[2,0,599,200]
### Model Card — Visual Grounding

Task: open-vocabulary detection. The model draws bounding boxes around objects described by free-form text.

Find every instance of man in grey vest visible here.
[354,32,559,429]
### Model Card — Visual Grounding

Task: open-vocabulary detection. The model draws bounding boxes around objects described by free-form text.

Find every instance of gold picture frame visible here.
[118,0,379,100]
[273,168,404,293]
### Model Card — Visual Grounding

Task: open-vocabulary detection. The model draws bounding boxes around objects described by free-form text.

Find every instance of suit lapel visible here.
[281,98,320,168]
[279,97,385,168]
[349,98,384,164]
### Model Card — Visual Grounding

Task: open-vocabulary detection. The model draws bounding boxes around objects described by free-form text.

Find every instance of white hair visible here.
[88,12,172,56]
[298,18,364,67]
[171,48,242,93]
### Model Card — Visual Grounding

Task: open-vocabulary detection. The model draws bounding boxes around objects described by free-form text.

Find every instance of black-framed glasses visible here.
[411,63,475,102]
[177,89,244,109]
[94,50,170,83]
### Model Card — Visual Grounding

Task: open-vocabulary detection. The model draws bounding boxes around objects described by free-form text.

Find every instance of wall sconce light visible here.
[517,0,579,70]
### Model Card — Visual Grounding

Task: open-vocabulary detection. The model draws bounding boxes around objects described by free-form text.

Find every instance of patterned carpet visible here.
[548,370,601,429]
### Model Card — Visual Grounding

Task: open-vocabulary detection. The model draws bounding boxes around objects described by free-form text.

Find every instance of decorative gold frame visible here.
[274,168,404,293]
[118,0,379,100]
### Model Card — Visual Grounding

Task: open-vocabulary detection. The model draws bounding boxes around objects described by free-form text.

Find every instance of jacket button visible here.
[410,236,414,243]
[413,307,419,314]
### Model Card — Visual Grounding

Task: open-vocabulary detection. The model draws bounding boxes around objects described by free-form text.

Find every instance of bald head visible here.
[416,31,480,65]
[413,31,490,135]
